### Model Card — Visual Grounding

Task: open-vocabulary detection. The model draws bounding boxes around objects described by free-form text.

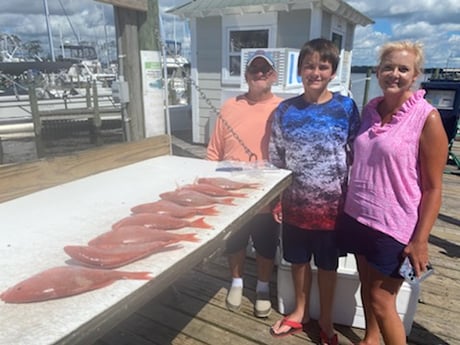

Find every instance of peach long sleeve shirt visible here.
[206,94,282,162]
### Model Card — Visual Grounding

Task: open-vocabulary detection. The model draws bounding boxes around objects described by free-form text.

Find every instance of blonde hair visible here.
[378,41,425,76]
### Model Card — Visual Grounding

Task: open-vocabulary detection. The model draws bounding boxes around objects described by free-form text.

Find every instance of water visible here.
[350,73,431,111]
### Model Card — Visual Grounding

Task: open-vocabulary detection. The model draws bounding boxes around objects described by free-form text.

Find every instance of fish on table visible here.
[88,226,199,247]
[160,189,235,207]
[0,266,153,303]
[64,241,181,269]
[112,213,213,230]
[178,183,247,198]
[196,177,260,190]
[130,199,218,217]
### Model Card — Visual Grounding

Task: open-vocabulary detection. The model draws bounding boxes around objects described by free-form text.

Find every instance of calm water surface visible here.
[350,73,431,111]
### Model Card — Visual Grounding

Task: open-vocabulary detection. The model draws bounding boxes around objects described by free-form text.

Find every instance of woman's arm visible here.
[404,109,448,276]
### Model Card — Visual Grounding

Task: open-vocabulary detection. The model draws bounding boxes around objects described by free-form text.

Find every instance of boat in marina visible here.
[421,68,460,169]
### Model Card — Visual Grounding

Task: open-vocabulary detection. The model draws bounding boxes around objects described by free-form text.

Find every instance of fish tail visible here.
[190,217,213,229]
[120,271,154,280]
[196,206,219,216]
[178,232,200,242]
[220,197,236,205]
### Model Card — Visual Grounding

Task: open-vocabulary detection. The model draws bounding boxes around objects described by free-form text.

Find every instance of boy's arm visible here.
[268,108,285,168]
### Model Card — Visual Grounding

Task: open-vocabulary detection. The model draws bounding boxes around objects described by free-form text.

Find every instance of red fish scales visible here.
[112,213,213,230]
[0,266,152,303]
[64,241,181,269]
[88,226,199,247]
[130,199,218,217]
[160,189,235,207]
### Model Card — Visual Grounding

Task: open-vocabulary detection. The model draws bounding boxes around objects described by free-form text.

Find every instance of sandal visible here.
[269,317,303,338]
[320,329,338,345]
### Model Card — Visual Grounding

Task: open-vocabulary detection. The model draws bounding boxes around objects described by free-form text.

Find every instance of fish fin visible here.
[196,205,219,216]
[220,197,236,205]
[229,191,248,198]
[130,205,145,213]
[190,217,213,229]
[164,243,183,251]
[179,233,200,242]
[112,218,125,229]
[119,271,154,280]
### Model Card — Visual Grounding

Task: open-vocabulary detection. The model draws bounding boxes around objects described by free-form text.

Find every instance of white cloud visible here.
[350,26,389,66]
[345,0,460,67]
[392,21,435,39]
[1,0,458,67]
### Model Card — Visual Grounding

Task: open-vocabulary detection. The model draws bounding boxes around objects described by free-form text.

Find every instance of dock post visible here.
[29,79,45,158]
[0,137,3,164]
[362,68,372,109]
[90,80,102,145]
[85,82,92,108]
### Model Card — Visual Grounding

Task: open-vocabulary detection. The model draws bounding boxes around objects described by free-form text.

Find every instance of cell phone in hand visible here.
[398,256,434,285]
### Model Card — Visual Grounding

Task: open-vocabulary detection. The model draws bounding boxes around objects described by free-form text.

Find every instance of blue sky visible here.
[0,0,459,68]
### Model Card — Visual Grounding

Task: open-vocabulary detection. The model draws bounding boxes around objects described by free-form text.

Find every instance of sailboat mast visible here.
[43,0,55,61]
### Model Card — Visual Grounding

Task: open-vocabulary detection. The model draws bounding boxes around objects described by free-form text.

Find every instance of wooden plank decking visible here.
[92,142,460,345]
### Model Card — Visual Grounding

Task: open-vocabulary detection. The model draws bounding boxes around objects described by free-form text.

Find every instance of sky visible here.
[0,0,459,68]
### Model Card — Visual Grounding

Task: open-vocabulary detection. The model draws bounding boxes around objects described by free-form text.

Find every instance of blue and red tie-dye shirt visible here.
[268,92,360,230]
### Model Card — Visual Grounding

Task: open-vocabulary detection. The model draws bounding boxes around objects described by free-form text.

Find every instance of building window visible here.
[228,29,269,77]
[222,13,276,85]
[331,32,343,50]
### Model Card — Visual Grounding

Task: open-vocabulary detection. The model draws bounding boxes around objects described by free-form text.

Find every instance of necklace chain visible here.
[154,27,258,162]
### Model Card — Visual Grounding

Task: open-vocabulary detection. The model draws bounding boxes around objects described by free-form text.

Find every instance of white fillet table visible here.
[0,155,291,345]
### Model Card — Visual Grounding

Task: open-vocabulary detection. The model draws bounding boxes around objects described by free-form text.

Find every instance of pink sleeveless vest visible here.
[344,89,435,244]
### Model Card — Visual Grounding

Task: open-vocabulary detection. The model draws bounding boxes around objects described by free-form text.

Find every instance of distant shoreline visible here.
[351,66,443,74]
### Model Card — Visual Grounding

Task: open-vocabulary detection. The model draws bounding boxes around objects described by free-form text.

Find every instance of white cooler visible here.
[277,253,420,335]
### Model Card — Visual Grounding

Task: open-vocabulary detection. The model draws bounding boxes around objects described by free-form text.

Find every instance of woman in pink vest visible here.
[338,41,448,345]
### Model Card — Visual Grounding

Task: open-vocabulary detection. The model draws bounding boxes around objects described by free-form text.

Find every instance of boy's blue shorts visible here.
[281,222,339,271]
[337,213,405,278]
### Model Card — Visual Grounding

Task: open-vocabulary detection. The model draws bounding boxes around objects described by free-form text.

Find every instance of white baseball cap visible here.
[246,50,276,71]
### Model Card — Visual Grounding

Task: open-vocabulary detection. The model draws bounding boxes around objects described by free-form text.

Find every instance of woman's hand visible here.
[403,240,430,278]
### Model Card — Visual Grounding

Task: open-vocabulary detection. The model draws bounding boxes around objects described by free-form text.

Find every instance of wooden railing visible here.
[29,81,121,157]
[0,81,122,163]
[0,134,171,203]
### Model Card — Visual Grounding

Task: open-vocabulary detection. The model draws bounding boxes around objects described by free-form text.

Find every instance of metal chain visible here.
[154,27,258,162]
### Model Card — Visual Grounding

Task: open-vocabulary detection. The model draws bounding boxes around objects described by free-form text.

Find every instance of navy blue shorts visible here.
[281,222,339,271]
[225,213,280,259]
[337,213,405,278]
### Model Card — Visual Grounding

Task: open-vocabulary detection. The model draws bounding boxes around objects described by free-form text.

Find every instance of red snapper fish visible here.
[179,183,247,198]
[112,213,213,230]
[130,199,218,217]
[160,189,235,207]
[64,241,181,269]
[196,177,260,190]
[88,226,199,247]
[0,266,153,303]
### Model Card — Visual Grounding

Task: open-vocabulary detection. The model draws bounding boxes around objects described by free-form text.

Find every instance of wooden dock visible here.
[91,142,460,345]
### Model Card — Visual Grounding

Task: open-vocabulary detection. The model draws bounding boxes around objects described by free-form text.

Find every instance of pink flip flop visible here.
[269,317,303,338]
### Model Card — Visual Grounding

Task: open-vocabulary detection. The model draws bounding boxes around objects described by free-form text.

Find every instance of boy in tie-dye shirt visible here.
[269,39,360,345]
